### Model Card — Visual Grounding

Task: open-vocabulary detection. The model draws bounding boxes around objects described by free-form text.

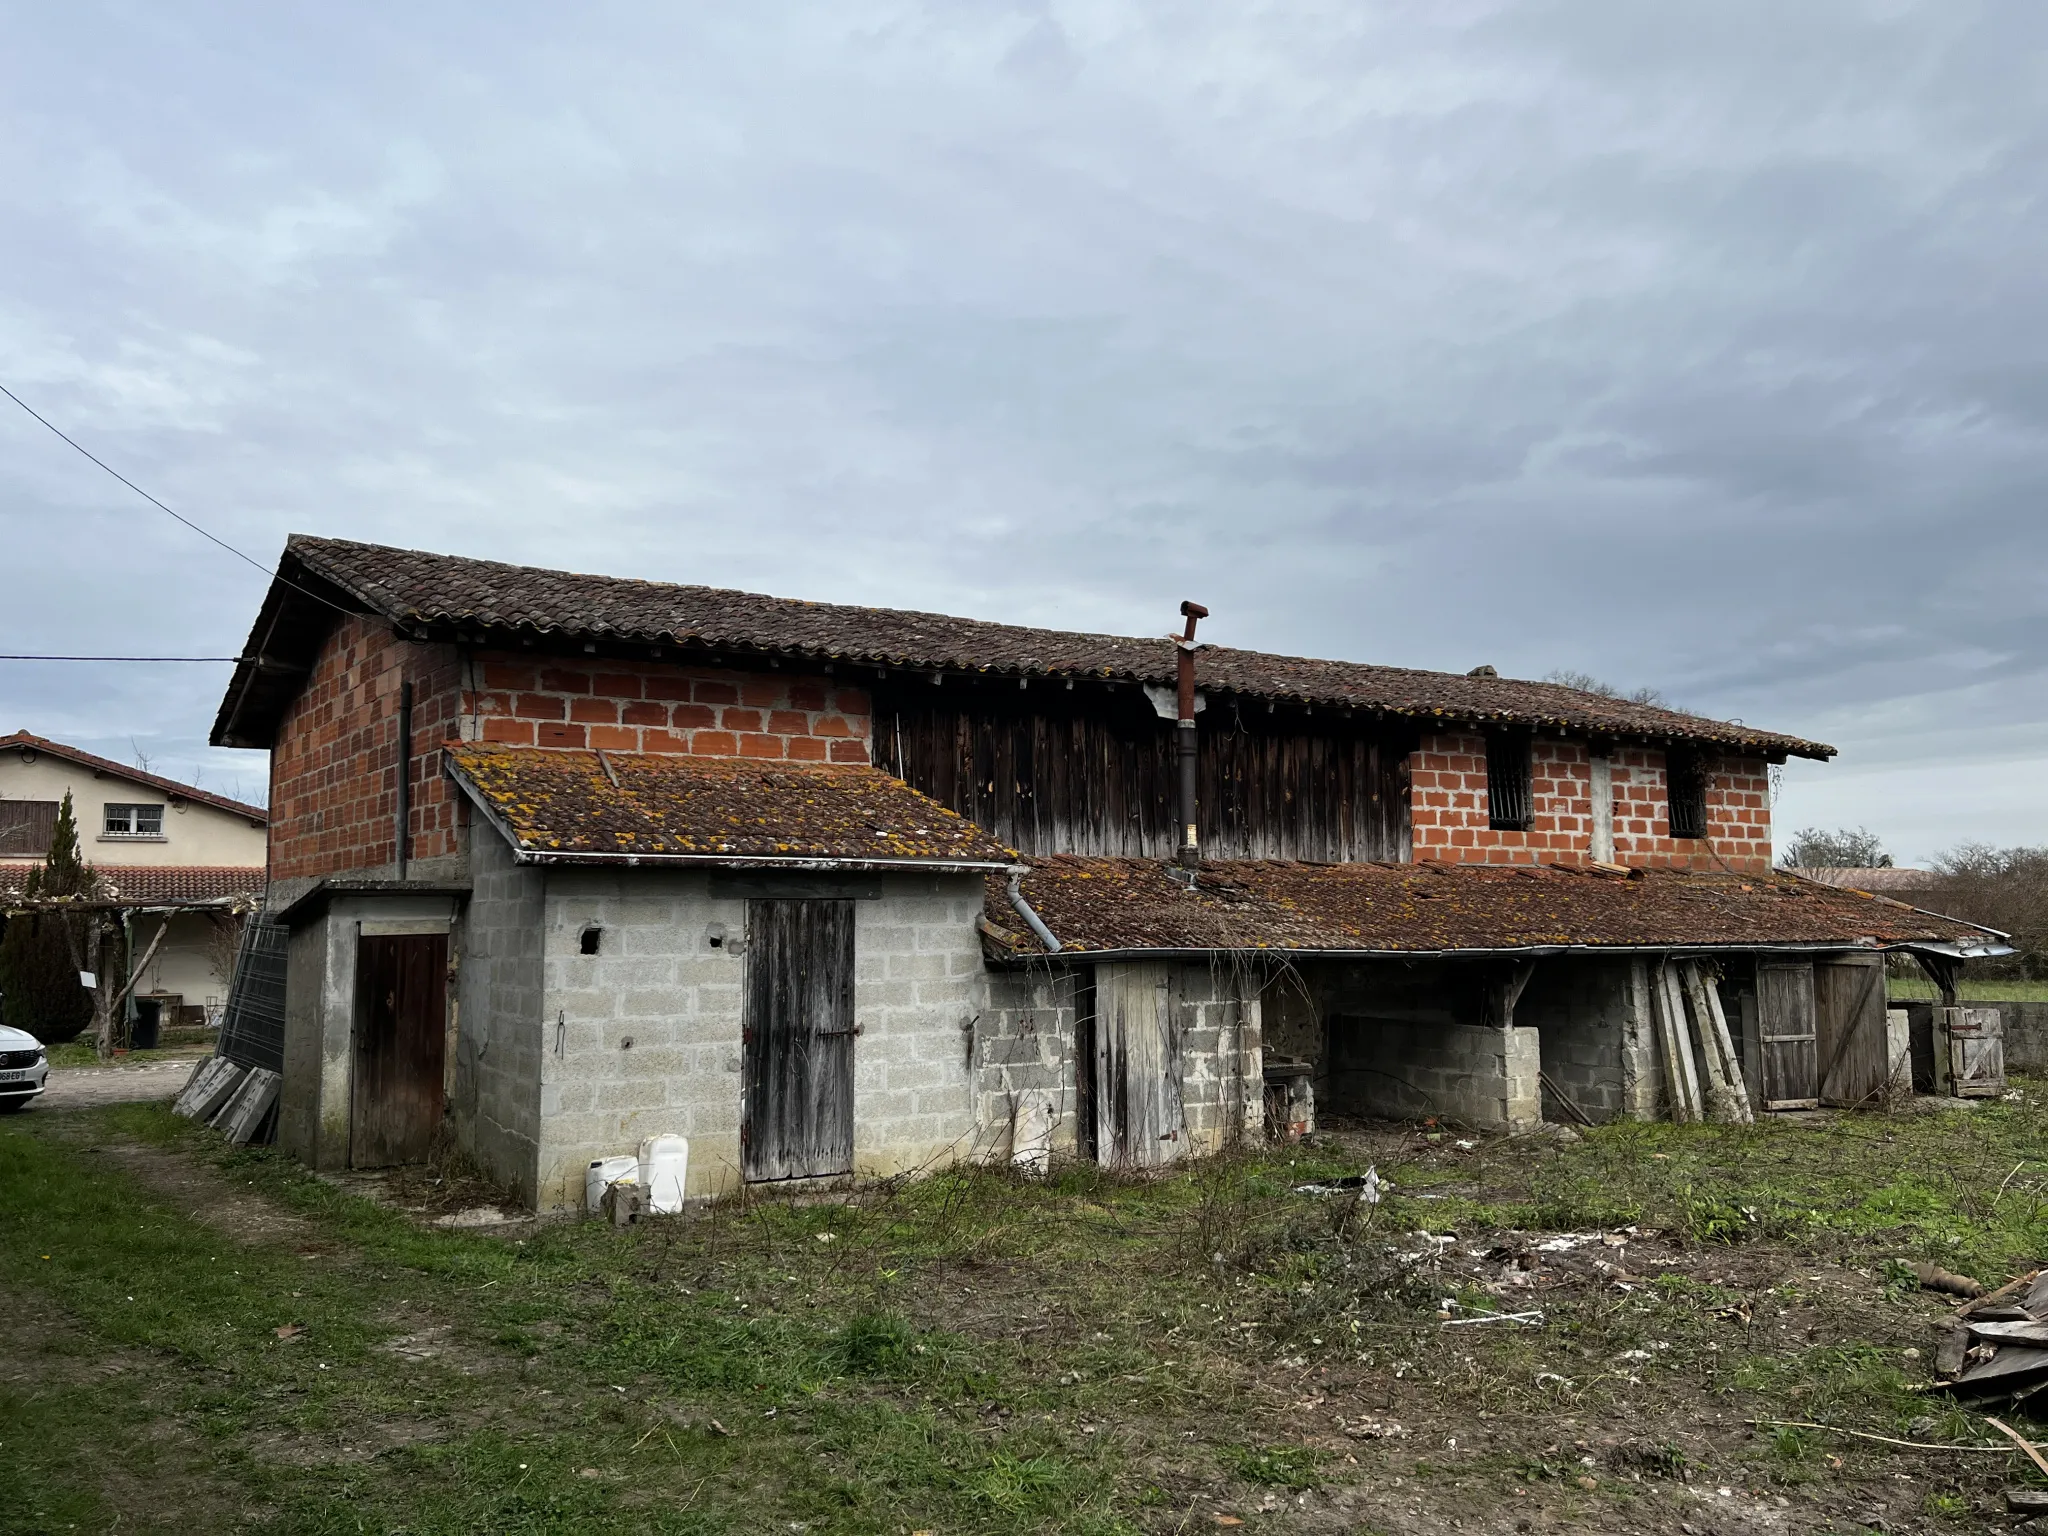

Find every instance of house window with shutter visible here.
[0,800,58,857]
[1666,749,1708,840]
[1486,733,1533,832]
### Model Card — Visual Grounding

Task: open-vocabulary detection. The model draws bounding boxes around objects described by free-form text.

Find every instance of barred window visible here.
[1486,733,1533,832]
[103,803,165,838]
[1666,750,1707,840]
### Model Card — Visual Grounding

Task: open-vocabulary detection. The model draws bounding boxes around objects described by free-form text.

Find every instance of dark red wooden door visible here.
[350,933,448,1168]
[741,901,856,1182]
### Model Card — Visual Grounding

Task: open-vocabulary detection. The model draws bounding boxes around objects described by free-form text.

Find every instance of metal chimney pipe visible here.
[1176,601,1207,872]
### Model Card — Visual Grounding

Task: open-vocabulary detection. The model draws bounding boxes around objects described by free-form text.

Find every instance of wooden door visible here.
[1815,957,1887,1108]
[1755,962,1819,1111]
[742,901,856,1182]
[1093,963,1183,1168]
[350,933,448,1168]
[1946,1008,2005,1098]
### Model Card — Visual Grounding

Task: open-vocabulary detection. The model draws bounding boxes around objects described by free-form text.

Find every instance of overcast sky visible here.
[3,2,2043,861]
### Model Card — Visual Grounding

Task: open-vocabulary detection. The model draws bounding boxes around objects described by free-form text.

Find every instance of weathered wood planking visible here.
[1093,963,1184,1169]
[1815,955,1887,1108]
[349,933,448,1168]
[1755,961,1819,1110]
[876,688,1412,862]
[742,900,857,1182]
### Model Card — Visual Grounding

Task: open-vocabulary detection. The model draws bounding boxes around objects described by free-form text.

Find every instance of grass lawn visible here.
[6,1095,2048,1534]
[1886,978,2048,1003]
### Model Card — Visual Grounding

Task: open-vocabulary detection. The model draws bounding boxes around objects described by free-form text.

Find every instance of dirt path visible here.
[36,1057,199,1109]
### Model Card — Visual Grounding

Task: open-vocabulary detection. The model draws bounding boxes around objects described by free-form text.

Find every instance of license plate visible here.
[0,1070,29,1083]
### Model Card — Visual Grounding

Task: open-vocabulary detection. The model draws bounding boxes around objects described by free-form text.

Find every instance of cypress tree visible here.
[0,792,97,1043]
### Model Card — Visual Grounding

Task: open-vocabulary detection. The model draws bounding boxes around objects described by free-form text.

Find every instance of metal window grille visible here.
[1486,734,1532,832]
[1666,750,1707,840]
[101,803,165,837]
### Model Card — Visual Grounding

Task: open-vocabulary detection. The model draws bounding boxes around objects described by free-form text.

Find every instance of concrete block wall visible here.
[1170,961,1265,1154]
[452,830,547,1204]
[1519,957,1657,1123]
[526,869,987,1211]
[1409,731,1773,873]
[976,967,1081,1162]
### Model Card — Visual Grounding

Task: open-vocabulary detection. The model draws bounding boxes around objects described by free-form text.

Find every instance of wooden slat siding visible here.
[741,901,856,1182]
[348,933,448,1168]
[1949,1007,2005,1098]
[1756,961,1819,1110]
[877,690,1412,862]
[1072,968,1099,1163]
[1093,963,1183,1168]
[1815,956,1887,1108]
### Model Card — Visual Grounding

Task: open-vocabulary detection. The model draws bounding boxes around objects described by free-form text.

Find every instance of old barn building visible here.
[212,537,2003,1207]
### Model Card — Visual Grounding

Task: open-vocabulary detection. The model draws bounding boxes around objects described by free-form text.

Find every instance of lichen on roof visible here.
[446,745,1016,867]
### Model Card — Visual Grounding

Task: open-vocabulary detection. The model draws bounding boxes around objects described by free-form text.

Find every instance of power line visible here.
[0,381,353,618]
[0,654,239,662]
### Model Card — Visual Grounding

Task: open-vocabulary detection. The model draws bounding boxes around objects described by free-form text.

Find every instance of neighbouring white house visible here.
[0,730,268,1030]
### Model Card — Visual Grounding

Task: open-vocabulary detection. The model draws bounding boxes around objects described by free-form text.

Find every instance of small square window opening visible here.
[1486,734,1533,833]
[579,926,603,956]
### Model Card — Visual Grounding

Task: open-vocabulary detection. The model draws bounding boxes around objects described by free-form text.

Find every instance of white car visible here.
[0,1024,50,1111]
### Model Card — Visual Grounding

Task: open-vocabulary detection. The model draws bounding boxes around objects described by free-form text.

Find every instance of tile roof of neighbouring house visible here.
[980,856,2006,959]
[444,745,1017,870]
[211,535,1834,761]
[0,864,264,907]
[1790,867,1938,893]
[1,731,269,823]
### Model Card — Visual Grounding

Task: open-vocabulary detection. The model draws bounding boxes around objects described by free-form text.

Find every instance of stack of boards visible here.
[171,1055,280,1145]
[1935,1269,2048,1406]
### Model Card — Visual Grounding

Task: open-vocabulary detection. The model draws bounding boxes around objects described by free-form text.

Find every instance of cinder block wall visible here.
[1172,961,1265,1154]
[452,830,547,1204]
[525,870,986,1211]
[977,967,1081,1161]
[1518,957,1657,1123]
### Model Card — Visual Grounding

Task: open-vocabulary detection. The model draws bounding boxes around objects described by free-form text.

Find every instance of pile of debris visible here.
[170,1055,279,1145]
[1931,1265,2048,1406]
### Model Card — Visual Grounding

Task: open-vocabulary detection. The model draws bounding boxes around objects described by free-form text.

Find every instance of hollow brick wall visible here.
[466,656,870,764]
[268,625,875,886]
[268,617,467,884]
[1409,731,1771,873]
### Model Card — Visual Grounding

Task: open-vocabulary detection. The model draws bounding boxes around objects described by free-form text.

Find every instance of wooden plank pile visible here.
[1654,958,1753,1125]
[171,1055,280,1146]
[1933,1268,2048,1405]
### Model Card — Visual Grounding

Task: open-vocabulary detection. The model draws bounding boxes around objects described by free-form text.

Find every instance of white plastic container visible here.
[638,1134,689,1215]
[585,1155,639,1214]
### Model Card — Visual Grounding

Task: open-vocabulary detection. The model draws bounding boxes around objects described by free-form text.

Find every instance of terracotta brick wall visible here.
[1410,732,1771,872]
[464,657,870,763]
[269,632,874,884]
[268,617,467,883]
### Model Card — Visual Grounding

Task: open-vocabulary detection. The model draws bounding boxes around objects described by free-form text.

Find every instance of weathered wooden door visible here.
[1943,1008,2005,1098]
[742,901,857,1182]
[350,933,448,1167]
[1815,956,1887,1107]
[1754,962,1819,1111]
[1092,963,1183,1168]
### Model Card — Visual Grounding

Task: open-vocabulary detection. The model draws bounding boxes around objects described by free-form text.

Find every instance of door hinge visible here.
[817,1025,863,1039]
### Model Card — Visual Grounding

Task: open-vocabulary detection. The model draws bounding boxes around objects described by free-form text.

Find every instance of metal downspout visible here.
[1005,871,1062,954]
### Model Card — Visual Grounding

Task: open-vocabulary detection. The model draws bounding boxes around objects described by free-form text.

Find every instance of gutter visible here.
[981,939,2015,966]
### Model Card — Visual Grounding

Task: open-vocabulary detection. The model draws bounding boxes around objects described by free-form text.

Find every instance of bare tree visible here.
[1543,669,1674,709]
[1778,827,1893,870]
[1924,845,2048,979]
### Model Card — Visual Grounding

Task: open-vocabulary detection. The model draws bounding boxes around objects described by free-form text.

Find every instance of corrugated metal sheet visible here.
[215,536,1833,761]
[445,745,1016,868]
[217,917,287,1075]
[983,856,2003,957]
